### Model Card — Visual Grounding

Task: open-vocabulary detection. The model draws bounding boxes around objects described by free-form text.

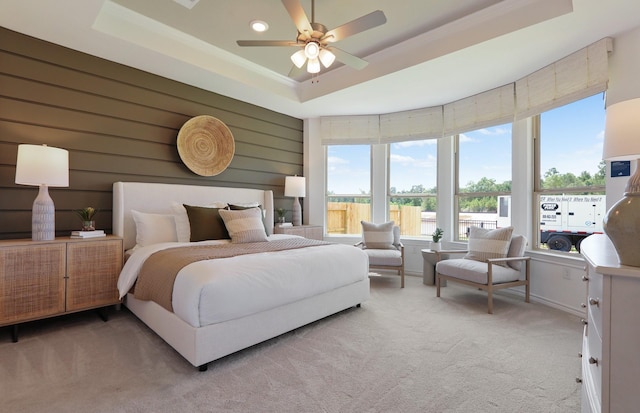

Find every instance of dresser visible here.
[0,236,123,341]
[580,234,640,413]
[273,224,323,240]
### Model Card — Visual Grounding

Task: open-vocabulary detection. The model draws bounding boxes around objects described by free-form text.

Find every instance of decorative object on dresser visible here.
[273,224,322,240]
[176,115,235,177]
[284,175,305,226]
[0,236,123,342]
[580,234,640,412]
[602,97,640,266]
[71,230,106,239]
[74,206,99,231]
[275,207,287,224]
[435,228,530,314]
[14,144,69,241]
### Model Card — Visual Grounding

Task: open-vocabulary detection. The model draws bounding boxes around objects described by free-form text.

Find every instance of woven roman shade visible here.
[320,115,380,145]
[379,106,443,143]
[443,84,515,137]
[515,37,612,120]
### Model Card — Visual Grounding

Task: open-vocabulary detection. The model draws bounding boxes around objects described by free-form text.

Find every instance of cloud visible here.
[390,153,436,168]
[393,139,437,148]
[459,133,475,142]
[477,127,511,136]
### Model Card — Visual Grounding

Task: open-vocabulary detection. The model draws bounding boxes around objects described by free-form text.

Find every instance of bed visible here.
[112,181,370,370]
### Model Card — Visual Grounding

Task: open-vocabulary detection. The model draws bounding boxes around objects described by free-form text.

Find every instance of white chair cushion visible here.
[364,249,403,266]
[436,258,521,285]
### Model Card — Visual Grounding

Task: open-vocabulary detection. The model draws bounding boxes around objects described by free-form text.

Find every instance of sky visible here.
[327,93,606,195]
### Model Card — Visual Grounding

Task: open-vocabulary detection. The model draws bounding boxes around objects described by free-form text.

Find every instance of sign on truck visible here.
[497,195,606,252]
[539,195,605,251]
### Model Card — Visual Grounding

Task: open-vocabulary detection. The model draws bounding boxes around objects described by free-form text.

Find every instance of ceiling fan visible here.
[236,0,386,76]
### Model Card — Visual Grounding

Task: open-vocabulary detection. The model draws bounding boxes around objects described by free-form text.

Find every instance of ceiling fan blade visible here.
[287,63,306,78]
[237,40,300,47]
[326,46,369,70]
[281,0,313,38]
[322,10,386,43]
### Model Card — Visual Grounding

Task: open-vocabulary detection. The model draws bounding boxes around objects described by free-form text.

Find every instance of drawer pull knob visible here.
[582,275,589,282]
[589,357,599,366]
[589,297,600,307]
[578,352,582,358]
[581,319,588,325]
[581,303,587,308]
[576,377,582,383]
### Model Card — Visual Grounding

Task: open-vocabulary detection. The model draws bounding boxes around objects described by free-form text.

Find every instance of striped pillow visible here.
[361,221,395,249]
[465,226,514,266]
[218,207,268,243]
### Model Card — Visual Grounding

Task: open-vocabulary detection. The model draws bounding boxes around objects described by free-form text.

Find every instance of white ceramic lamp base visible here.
[603,160,640,267]
[32,184,56,241]
[291,197,302,226]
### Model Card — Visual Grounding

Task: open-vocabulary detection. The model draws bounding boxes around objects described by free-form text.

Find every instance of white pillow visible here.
[170,201,227,243]
[218,207,268,243]
[361,221,395,249]
[131,210,178,247]
[465,226,514,267]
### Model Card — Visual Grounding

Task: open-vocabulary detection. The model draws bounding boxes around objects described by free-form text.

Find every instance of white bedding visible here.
[118,234,368,328]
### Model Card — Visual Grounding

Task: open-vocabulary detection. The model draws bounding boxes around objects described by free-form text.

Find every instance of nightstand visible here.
[0,235,123,342]
[273,224,323,240]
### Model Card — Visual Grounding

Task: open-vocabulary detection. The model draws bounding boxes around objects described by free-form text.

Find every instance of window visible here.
[535,94,606,253]
[388,139,437,237]
[456,124,512,240]
[326,145,371,235]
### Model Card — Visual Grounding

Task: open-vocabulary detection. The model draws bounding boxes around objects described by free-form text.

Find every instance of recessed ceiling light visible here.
[250,20,269,32]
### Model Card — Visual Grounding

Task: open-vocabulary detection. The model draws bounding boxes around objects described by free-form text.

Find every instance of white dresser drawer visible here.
[586,312,602,404]
[582,328,601,413]
[587,268,603,339]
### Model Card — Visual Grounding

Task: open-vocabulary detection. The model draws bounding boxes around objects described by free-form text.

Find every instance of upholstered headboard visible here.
[113,181,274,251]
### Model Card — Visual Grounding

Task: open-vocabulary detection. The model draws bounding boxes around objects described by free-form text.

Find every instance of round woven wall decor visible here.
[177,115,235,176]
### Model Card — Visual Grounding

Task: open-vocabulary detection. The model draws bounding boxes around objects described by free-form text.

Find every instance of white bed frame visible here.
[112,182,370,370]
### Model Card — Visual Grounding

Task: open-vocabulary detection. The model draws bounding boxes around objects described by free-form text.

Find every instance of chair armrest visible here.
[487,256,531,264]
[354,241,364,248]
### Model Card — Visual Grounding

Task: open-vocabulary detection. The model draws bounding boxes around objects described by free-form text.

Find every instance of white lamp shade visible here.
[284,176,306,198]
[603,98,640,160]
[15,144,69,187]
[319,48,336,68]
[307,58,320,74]
[291,49,307,69]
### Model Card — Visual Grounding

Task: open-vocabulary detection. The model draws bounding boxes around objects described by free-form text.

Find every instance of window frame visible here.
[532,95,606,254]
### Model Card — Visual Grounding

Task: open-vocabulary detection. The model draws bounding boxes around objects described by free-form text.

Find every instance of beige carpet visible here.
[0,275,582,413]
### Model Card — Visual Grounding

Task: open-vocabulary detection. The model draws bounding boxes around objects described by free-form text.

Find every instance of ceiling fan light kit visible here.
[237,0,386,77]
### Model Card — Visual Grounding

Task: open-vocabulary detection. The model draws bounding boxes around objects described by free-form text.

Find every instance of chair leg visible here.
[487,288,493,314]
[400,267,405,288]
[525,259,531,303]
[436,273,441,297]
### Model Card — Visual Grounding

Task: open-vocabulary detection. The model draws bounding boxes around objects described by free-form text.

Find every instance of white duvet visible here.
[118,235,369,328]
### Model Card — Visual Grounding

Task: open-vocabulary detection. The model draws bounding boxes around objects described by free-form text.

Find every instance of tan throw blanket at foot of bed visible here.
[134,238,331,312]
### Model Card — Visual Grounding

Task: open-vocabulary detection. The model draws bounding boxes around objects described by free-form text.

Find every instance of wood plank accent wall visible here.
[0,28,303,240]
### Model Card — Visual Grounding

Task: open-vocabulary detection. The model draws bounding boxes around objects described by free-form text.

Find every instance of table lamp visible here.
[284,176,305,226]
[602,98,640,266]
[15,144,69,241]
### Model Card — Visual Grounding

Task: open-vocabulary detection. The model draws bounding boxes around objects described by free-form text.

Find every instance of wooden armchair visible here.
[355,221,405,288]
[436,232,530,314]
